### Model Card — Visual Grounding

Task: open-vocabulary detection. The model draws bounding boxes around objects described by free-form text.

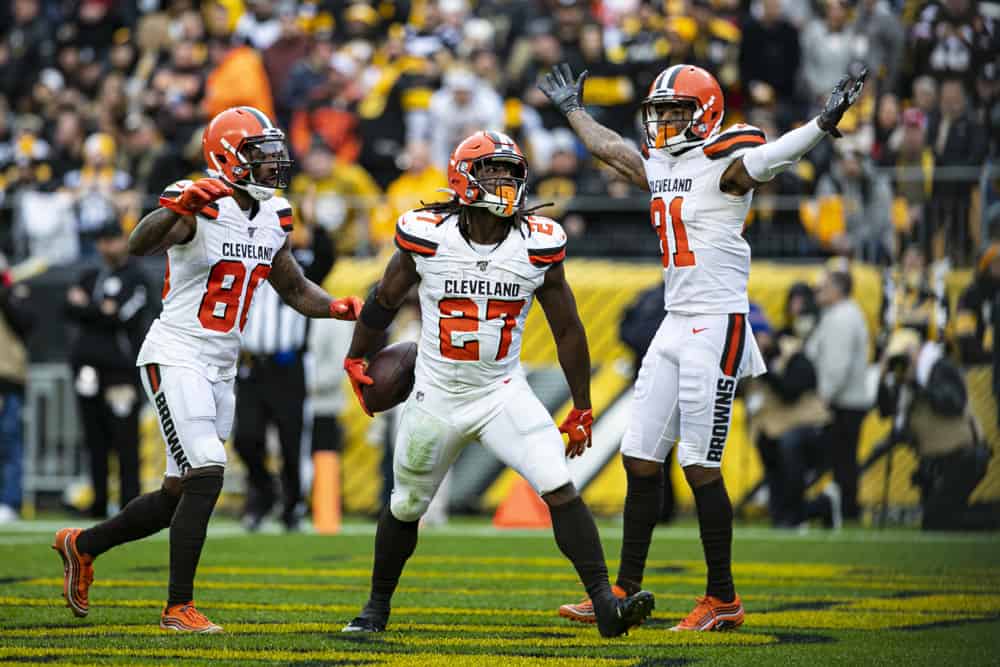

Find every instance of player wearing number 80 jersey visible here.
[52,107,361,634]
[540,62,868,630]
[136,178,291,373]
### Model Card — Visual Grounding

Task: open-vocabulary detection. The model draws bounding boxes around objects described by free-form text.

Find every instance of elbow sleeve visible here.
[742,118,826,182]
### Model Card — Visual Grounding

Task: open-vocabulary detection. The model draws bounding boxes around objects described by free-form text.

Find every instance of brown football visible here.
[361,341,417,413]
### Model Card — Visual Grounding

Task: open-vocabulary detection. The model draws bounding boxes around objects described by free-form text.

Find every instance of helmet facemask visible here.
[642,97,713,155]
[466,156,526,218]
[217,130,292,201]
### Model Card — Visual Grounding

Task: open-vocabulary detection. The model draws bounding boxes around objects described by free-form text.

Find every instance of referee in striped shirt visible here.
[234,221,334,531]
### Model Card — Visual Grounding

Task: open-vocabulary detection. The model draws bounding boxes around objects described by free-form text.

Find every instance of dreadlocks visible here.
[415,196,553,241]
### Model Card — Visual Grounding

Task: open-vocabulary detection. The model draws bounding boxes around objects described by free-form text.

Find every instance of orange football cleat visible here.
[670,594,744,631]
[558,584,627,624]
[52,528,94,618]
[160,602,223,633]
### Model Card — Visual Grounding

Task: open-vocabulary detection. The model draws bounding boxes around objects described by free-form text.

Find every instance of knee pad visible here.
[390,488,430,523]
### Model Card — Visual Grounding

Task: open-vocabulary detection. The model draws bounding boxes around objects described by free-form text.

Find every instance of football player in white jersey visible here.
[340,131,654,636]
[539,63,867,630]
[53,106,362,633]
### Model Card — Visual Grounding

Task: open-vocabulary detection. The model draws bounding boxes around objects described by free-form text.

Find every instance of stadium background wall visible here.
[22,258,999,520]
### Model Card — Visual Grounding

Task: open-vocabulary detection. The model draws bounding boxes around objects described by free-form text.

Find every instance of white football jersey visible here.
[395,209,567,391]
[642,124,766,315]
[136,180,292,379]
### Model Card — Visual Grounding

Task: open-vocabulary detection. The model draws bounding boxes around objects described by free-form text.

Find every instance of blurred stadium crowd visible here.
[0,0,997,264]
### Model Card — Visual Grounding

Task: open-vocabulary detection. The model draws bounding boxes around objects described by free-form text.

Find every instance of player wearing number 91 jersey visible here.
[540,62,867,630]
[52,107,361,634]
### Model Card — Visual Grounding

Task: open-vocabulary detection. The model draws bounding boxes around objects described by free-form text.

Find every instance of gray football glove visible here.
[538,63,588,116]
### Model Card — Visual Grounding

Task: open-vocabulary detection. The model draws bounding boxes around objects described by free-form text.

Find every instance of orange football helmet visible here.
[642,64,724,155]
[448,131,527,217]
[202,106,292,201]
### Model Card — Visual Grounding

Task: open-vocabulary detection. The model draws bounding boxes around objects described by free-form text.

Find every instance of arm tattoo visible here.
[567,110,649,191]
[128,208,192,256]
[267,242,333,318]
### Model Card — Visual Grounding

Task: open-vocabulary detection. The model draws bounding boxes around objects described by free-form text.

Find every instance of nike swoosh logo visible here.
[692,327,708,334]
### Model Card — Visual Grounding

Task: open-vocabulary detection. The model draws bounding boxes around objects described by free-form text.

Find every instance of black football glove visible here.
[538,63,588,116]
[818,66,869,138]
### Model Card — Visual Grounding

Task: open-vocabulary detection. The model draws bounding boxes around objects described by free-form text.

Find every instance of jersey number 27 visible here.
[197,260,271,333]
[651,196,696,268]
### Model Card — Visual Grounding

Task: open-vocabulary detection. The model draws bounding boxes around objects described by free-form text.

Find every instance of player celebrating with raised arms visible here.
[341,130,654,637]
[539,63,866,630]
[53,106,362,633]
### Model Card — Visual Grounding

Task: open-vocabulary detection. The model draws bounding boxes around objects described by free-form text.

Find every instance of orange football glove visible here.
[330,296,363,321]
[159,178,232,216]
[559,407,593,458]
[344,357,374,417]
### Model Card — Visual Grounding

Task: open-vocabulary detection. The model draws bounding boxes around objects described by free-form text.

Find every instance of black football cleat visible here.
[596,590,655,638]
[341,615,387,633]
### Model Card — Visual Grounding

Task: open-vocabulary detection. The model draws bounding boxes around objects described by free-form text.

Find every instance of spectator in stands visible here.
[201,34,276,123]
[532,128,605,221]
[909,0,996,91]
[63,133,132,258]
[261,11,311,131]
[749,293,837,529]
[955,242,1000,368]
[281,28,337,127]
[65,219,152,518]
[148,38,208,150]
[879,244,948,359]
[48,109,86,183]
[975,56,1000,158]
[911,75,939,117]
[877,327,998,531]
[852,0,905,95]
[289,53,363,164]
[885,109,936,257]
[0,0,55,104]
[872,93,900,166]
[800,0,863,107]
[234,0,283,51]
[121,114,185,209]
[426,68,505,170]
[0,253,33,523]
[806,269,871,522]
[289,142,382,257]
[516,19,575,131]
[369,141,448,251]
[739,0,801,121]
[686,0,742,94]
[815,133,894,264]
[926,78,987,262]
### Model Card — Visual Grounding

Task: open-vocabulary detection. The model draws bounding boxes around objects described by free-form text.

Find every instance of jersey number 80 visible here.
[197,260,271,332]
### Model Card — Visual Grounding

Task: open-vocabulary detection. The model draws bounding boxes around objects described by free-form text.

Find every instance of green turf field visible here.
[1,518,998,665]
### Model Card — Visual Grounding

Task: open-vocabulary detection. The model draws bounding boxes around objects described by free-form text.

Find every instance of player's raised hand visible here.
[818,64,869,138]
[538,63,588,117]
[159,178,233,216]
[344,357,374,417]
[559,407,594,458]
[330,296,363,321]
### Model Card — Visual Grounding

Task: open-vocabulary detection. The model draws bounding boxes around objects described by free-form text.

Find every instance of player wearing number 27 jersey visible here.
[340,131,654,637]
[52,107,361,634]
[540,62,868,631]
